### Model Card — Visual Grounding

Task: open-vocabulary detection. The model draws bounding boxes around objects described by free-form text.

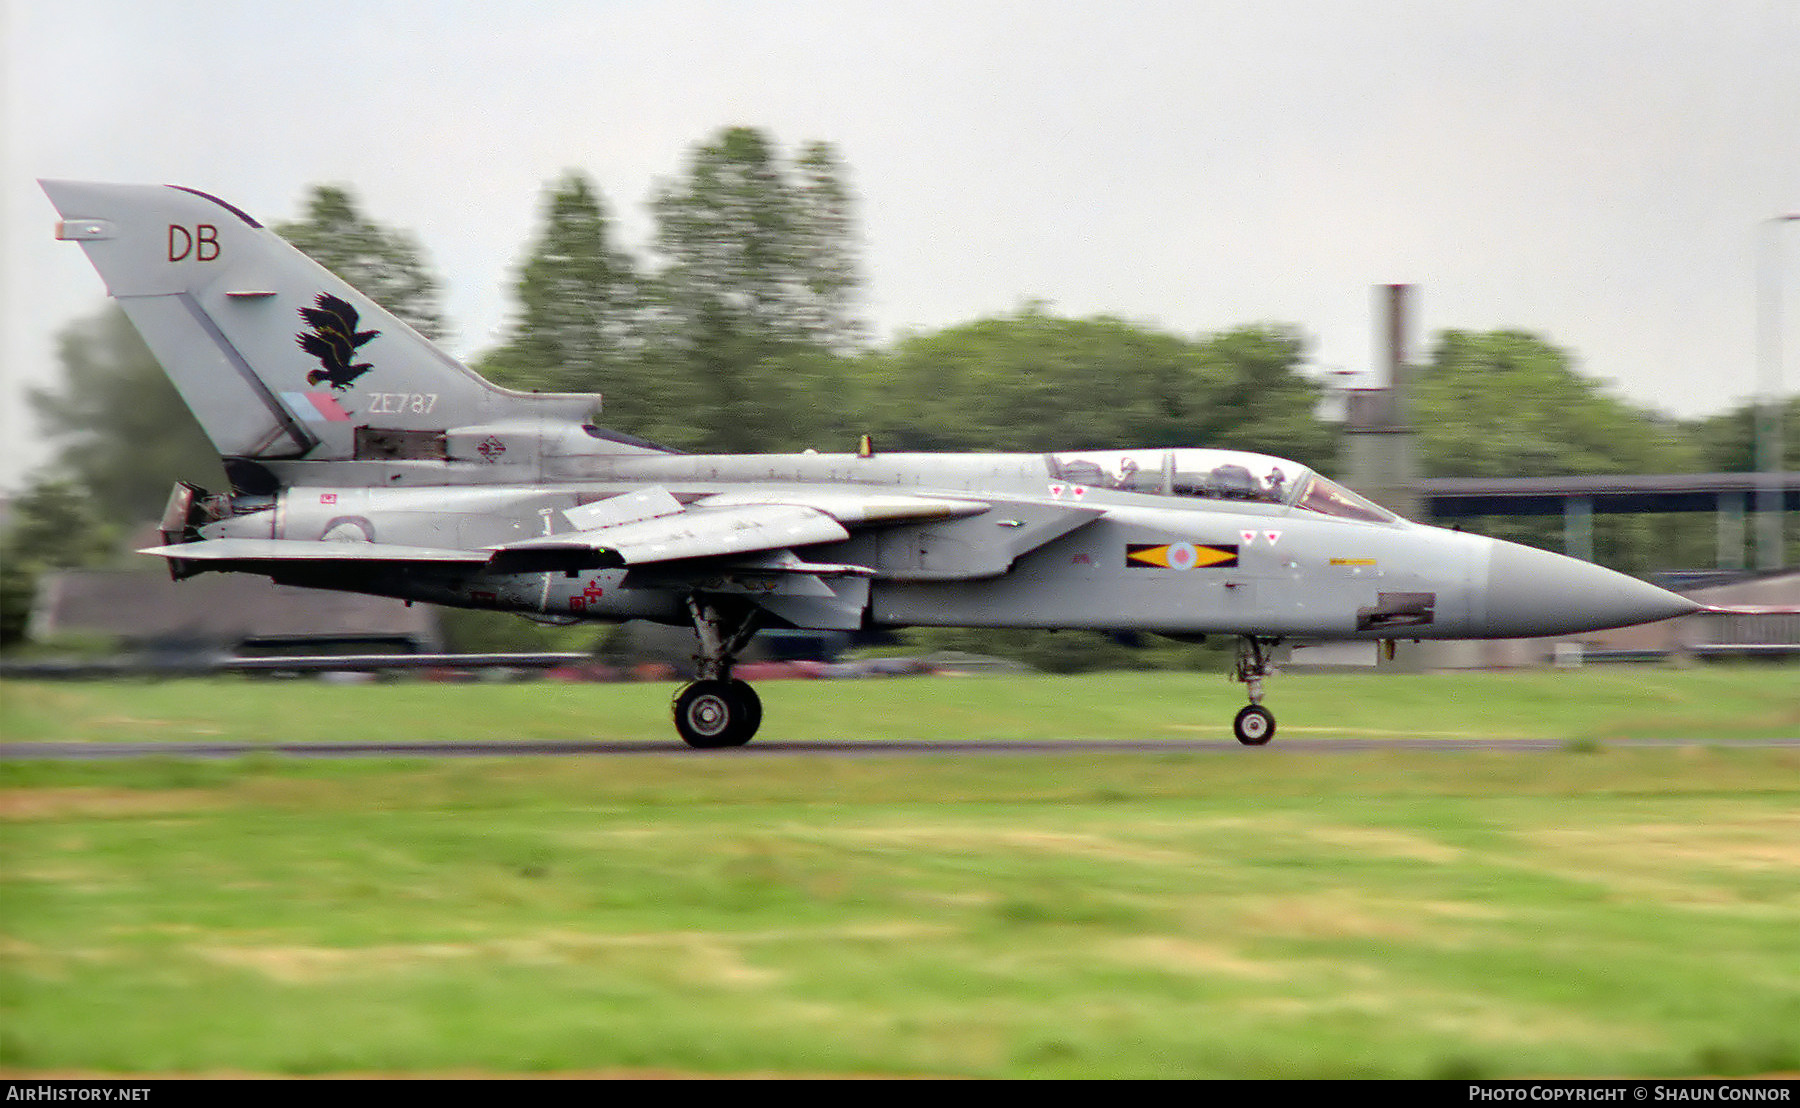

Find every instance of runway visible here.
[6,737,1800,759]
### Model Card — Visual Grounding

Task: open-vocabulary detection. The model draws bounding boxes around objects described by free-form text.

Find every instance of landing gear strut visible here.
[672,597,763,748]
[1231,635,1280,746]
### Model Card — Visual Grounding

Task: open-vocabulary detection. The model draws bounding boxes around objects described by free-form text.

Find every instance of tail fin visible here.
[41,179,602,467]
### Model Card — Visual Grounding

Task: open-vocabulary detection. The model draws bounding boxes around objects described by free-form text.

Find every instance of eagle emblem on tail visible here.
[295,293,379,390]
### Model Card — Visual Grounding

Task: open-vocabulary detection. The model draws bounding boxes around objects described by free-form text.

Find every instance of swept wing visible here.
[487,502,855,572]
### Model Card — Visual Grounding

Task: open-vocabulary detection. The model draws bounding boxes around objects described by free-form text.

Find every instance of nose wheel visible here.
[1231,636,1280,746]
[1232,704,1275,745]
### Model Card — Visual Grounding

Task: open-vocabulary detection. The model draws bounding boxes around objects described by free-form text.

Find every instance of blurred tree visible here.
[1190,324,1336,468]
[27,305,225,525]
[478,171,639,392]
[859,306,1199,452]
[646,127,864,452]
[274,184,448,341]
[1413,329,1711,571]
[790,140,864,354]
[0,477,121,647]
[474,171,664,432]
[1415,330,1698,479]
[856,308,1332,464]
[1682,397,1800,472]
[1,477,121,567]
[0,559,31,648]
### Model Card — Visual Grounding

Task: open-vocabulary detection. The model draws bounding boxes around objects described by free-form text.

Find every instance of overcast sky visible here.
[4,0,1797,490]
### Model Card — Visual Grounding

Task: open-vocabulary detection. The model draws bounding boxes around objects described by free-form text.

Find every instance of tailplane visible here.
[41,179,609,469]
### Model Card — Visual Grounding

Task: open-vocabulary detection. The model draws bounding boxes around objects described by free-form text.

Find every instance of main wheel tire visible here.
[674,680,756,748]
[1233,704,1275,746]
[729,679,763,738]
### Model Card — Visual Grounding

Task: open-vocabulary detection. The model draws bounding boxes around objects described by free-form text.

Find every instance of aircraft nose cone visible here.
[1482,539,1701,638]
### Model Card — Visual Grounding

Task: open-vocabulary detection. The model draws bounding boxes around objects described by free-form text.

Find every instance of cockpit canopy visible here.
[1044,448,1400,524]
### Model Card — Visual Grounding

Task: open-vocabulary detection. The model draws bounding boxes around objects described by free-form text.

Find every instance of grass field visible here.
[2,667,1798,1078]
[3,663,1799,745]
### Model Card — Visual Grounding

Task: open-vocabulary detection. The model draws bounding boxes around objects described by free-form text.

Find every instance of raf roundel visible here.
[1125,542,1239,570]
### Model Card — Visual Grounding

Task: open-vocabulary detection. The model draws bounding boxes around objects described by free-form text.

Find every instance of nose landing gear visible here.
[1231,636,1280,745]
[672,597,764,749]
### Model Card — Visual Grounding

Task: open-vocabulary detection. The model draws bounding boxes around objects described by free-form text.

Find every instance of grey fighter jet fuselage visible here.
[41,179,1702,747]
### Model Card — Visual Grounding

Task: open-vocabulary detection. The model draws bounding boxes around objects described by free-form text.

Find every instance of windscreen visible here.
[1292,473,1399,523]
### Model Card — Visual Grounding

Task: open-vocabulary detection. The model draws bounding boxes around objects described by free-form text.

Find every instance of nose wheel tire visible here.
[674,680,760,748]
[1233,704,1275,746]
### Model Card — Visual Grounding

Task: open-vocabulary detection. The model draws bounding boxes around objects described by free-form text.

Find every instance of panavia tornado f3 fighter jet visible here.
[41,179,1702,747]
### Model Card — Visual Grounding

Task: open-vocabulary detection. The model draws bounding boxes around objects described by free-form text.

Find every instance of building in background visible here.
[29,569,441,658]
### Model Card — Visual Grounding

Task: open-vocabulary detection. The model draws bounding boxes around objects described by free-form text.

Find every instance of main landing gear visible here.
[672,597,764,748]
[1231,635,1280,746]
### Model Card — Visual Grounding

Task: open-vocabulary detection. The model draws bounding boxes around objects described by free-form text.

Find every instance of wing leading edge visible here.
[137,538,490,565]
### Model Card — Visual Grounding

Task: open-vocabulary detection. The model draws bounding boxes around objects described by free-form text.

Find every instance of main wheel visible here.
[1232,704,1275,746]
[673,680,758,748]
